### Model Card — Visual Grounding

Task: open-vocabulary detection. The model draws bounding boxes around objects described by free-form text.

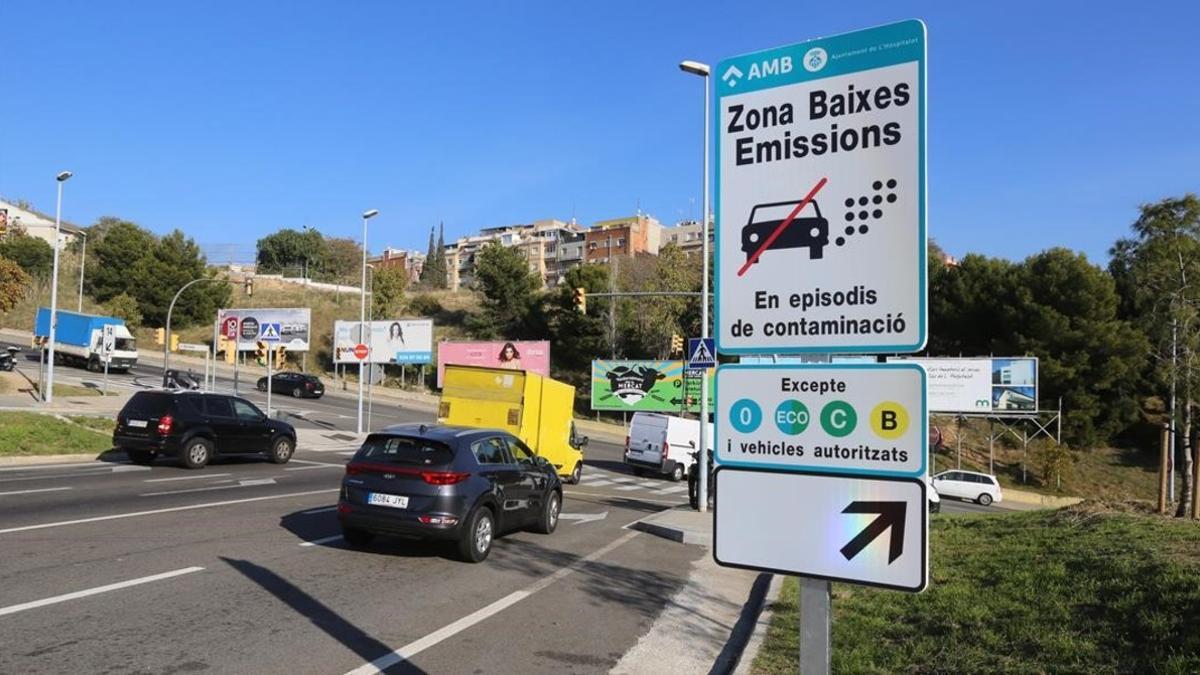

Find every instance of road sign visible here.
[178,343,208,353]
[715,363,926,477]
[714,467,927,592]
[715,20,927,354]
[353,343,369,360]
[687,337,716,370]
[259,322,282,342]
[101,324,115,357]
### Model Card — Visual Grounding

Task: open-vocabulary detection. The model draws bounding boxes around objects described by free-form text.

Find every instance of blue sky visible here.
[2,1,1196,265]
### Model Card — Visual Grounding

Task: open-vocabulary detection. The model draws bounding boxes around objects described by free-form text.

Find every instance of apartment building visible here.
[0,198,85,247]
[368,247,425,284]
[444,219,586,291]
[661,219,713,256]
[584,214,662,263]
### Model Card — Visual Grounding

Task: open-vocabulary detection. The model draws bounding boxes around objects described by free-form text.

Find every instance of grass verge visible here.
[0,412,114,456]
[66,415,116,434]
[752,504,1200,674]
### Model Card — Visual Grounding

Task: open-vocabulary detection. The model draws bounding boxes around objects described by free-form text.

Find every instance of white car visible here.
[931,470,1003,506]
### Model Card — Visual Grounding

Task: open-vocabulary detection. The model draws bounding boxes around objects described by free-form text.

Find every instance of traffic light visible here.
[244,277,254,297]
[169,334,179,352]
[670,333,684,356]
[572,287,586,314]
[255,341,268,366]
[155,328,165,346]
[275,344,287,365]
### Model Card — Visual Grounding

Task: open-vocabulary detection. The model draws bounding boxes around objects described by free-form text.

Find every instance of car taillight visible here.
[662,431,669,458]
[345,463,364,476]
[624,435,630,451]
[157,415,174,435]
[306,382,314,390]
[421,471,470,485]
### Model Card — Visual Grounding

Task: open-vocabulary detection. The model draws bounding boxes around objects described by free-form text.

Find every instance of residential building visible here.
[584,214,662,263]
[662,219,713,257]
[0,198,84,248]
[369,247,425,284]
[444,219,586,291]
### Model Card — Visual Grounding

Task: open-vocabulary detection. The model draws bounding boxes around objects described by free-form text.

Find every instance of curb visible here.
[0,451,122,467]
[629,507,713,547]
[732,574,782,675]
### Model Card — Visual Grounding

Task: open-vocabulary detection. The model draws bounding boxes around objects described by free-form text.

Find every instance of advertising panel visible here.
[217,308,311,351]
[333,320,434,365]
[436,340,550,386]
[888,357,1038,414]
[591,360,714,413]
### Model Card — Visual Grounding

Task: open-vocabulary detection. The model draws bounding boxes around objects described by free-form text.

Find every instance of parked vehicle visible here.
[112,390,296,469]
[624,412,712,482]
[438,364,587,484]
[34,308,138,372]
[0,347,17,372]
[256,372,325,398]
[337,424,563,562]
[931,470,1003,506]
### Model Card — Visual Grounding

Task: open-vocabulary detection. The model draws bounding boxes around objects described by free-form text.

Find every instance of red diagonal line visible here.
[737,176,829,277]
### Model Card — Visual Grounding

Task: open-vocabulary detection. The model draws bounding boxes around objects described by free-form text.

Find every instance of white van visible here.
[623,412,712,482]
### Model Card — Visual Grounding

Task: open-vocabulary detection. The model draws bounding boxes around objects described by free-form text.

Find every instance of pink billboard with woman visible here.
[436,340,551,386]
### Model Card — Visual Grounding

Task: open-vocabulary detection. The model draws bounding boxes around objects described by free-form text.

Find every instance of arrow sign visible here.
[559,511,608,525]
[840,501,907,564]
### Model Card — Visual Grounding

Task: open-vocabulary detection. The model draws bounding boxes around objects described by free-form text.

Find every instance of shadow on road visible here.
[278,509,462,561]
[221,556,429,674]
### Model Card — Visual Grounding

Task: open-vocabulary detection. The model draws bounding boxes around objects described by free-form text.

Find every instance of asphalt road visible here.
[0,442,707,674]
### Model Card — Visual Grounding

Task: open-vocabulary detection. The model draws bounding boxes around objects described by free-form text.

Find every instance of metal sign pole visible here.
[103,354,110,397]
[799,577,831,675]
[367,363,375,432]
[266,350,273,418]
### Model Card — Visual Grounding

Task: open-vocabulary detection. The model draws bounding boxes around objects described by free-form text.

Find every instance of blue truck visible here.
[34,307,139,372]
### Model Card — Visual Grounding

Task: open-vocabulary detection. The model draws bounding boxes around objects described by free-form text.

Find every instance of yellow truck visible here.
[438,364,588,484]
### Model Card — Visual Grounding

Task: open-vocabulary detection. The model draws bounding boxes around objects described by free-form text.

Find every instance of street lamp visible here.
[358,208,379,435]
[680,59,712,511]
[77,230,87,313]
[44,170,73,404]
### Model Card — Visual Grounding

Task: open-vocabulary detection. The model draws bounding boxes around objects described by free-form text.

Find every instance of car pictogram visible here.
[741,198,829,264]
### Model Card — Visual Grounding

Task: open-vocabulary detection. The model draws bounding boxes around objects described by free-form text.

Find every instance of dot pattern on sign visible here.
[838,179,898,247]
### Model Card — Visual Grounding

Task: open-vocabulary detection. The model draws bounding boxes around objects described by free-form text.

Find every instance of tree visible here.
[1109,194,1200,516]
[617,244,700,358]
[470,242,543,339]
[549,264,612,372]
[86,220,157,302]
[320,237,361,282]
[372,266,407,319]
[433,222,447,288]
[256,228,324,275]
[139,230,230,327]
[0,256,32,312]
[101,292,143,328]
[0,233,53,279]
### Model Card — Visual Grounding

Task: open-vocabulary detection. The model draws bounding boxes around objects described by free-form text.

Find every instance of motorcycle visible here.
[687,448,716,511]
[163,368,201,390]
[0,347,18,372]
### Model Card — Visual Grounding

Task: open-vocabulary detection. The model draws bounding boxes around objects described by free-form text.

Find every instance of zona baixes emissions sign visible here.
[716,19,927,354]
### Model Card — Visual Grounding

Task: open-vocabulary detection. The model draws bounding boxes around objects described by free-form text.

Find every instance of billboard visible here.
[218,308,311,351]
[591,360,714,413]
[333,320,433,365]
[888,357,1038,414]
[436,341,550,386]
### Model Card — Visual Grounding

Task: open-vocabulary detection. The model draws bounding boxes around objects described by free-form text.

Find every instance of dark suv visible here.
[338,424,562,563]
[113,390,297,469]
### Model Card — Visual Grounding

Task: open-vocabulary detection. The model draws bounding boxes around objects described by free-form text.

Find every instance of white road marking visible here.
[581,478,614,487]
[144,473,233,483]
[0,489,338,535]
[0,487,73,497]
[342,530,639,675]
[300,534,343,547]
[110,465,153,473]
[0,567,205,618]
[301,506,337,515]
[140,478,278,497]
[613,484,644,491]
[559,511,608,524]
[655,485,688,494]
[285,460,343,471]
[0,462,104,472]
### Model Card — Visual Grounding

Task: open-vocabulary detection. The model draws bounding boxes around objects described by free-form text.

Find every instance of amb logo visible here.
[722,56,793,88]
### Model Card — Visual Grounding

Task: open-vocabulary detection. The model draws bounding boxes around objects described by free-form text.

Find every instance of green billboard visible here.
[591,360,714,413]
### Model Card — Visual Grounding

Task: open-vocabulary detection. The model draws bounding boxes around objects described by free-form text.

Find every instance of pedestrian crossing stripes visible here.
[574,468,689,498]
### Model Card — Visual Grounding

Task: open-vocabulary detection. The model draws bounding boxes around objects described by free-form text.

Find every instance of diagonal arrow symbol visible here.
[839,501,907,564]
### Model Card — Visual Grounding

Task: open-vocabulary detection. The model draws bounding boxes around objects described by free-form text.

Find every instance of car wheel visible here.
[670,463,685,482]
[978,493,993,506]
[342,526,375,547]
[568,462,582,485]
[291,387,302,398]
[257,381,267,392]
[533,491,561,534]
[181,438,213,469]
[458,507,495,563]
[125,448,156,465]
[87,357,100,373]
[268,436,294,464]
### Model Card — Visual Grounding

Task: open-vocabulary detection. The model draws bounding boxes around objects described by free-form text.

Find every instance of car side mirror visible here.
[579,436,589,448]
